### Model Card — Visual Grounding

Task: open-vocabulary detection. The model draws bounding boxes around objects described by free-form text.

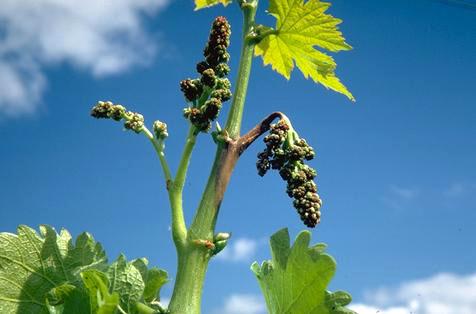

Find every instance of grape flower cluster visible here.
[257,120,322,228]
[91,101,146,133]
[181,16,232,132]
[91,101,168,140]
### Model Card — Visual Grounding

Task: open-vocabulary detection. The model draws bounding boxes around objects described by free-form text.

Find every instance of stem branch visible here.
[142,127,173,183]
[237,111,289,154]
[174,126,198,192]
[168,125,199,248]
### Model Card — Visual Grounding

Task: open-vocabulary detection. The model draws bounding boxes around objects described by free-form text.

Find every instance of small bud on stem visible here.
[153,121,168,140]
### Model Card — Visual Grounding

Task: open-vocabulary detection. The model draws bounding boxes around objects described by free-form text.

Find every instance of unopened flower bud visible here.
[108,105,126,121]
[180,79,203,102]
[214,232,231,241]
[214,63,230,78]
[91,101,114,119]
[216,78,231,91]
[196,61,210,74]
[203,98,222,120]
[210,89,232,102]
[201,68,217,88]
[153,121,168,140]
[124,112,144,133]
[212,240,228,256]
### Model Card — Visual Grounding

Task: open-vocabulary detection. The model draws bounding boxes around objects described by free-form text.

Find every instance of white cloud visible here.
[390,185,419,200]
[351,272,476,314]
[382,185,420,210]
[444,182,476,198]
[0,0,168,116]
[213,294,266,314]
[216,238,258,263]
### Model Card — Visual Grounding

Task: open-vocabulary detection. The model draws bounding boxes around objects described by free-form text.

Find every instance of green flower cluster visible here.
[91,101,144,134]
[257,121,321,228]
[181,16,232,132]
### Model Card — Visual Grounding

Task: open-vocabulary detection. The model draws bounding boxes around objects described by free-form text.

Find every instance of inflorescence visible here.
[181,16,232,132]
[91,101,168,139]
[256,120,322,228]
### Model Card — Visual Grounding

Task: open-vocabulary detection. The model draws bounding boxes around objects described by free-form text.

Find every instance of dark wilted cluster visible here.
[91,101,144,134]
[180,16,232,132]
[256,120,322,228]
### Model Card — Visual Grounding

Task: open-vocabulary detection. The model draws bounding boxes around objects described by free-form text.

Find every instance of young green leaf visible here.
[132,259,168,303]
[0,225,169,314]
[0,225,107,314]
[254,0,355,100]
[45,283,90,314]
[194,0,231,11]
[251,228,355,314]
[81,270,120,314]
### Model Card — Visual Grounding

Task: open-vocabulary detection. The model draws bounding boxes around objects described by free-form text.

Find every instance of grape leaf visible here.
[132,258,169,303]
[45,283,90,313]
[81,270,120,314]
[194,0,231,10]
[0,225,107,313]
[0,225,168,314]
[251,228,355,314]
[254,0,354,100]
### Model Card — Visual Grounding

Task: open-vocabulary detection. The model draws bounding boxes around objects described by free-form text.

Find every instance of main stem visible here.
[167,2,258,313]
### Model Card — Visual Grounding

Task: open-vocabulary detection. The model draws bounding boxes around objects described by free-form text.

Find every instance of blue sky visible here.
[1,0,475,313]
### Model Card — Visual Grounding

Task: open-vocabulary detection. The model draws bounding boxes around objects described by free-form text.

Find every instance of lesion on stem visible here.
[210,111,291,155]
[237,111,290,154]
[190,111,292,232]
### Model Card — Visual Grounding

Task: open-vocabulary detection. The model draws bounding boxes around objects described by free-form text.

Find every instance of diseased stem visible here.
[190,0,258,238]
[237,111,289,153]
[167,1,259,313]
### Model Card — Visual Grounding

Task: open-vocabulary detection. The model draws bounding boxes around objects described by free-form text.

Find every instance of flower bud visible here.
[203,98,222,120]
[196,61,210,74]
[216,78,231,91]
[124,112,144,133]
[108,105,126,121]
[153,121,168,140]
[214,232,231,241]
[180,79,203,102]
[201,68,217,88]
[210,89,232,102]
[212,240,228,256]
[214,63,230,78]
[91,101,114,119]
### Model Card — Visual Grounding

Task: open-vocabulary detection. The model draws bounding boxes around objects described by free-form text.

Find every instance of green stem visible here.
[174,126,198,192]
[142,127,172,182]
[224,1,258,139]
[169,125,198,248]
[168,246,209,313]
[167,2,258,313]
